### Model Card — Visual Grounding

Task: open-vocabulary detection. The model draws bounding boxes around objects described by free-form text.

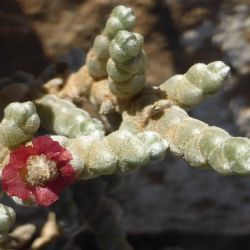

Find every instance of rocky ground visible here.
[0,0,250,249]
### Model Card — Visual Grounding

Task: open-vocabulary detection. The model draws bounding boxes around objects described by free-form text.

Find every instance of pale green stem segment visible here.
[86,5,136,79]
[52,131,168,179]
[160,61,230,108]
[35,95,105,138]
[108,30,146,100]
[54,98,250,178]
[120,104,250,175]
[0,102,40,148]
[0,203,15,243]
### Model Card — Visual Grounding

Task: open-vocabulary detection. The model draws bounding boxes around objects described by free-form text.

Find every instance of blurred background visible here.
[0,0,250,249]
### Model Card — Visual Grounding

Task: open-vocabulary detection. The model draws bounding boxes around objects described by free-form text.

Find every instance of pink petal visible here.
[46,177,66,195]
[32,177,68,206]
[32,186,59,206]
[9,145,36,169]
[2,165,31,200]
[59,164,76,184]
[32,136,61,155]
[50,147,72,164]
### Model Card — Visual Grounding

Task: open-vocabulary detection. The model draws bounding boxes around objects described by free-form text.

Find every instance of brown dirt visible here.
[0,0,49,77]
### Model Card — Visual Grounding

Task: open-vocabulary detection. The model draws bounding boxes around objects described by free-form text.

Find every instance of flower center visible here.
[24,154,59,186]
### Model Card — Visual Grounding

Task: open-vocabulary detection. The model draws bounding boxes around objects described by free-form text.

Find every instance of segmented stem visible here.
[52,131,168,179]
[86,5,136,79]
[35,95,105,138]
[108,30,146,100]
[0,102,40,148]
[160,61,230,108]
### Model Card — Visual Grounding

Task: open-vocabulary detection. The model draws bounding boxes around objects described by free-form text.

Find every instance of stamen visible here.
[25,154,58,186]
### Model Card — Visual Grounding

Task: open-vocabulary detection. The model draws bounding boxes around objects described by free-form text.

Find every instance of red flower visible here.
[2,136,76,206]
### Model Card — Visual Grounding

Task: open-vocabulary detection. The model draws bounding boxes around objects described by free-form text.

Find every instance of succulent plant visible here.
[0,4,249,250]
